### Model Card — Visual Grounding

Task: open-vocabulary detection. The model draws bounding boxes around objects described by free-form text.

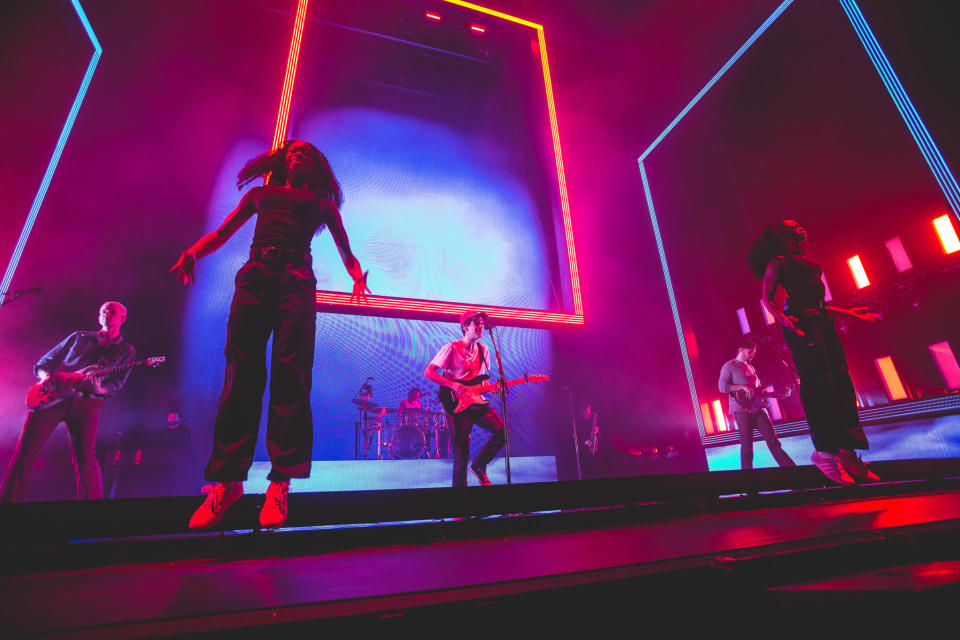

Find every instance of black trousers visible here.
[783,311,867,453]
[451,404,505,487]
[205,258,316,483]
[1,397,103,502]
[732,409,795,469]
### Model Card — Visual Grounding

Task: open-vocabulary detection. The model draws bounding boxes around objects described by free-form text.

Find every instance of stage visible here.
[3,459,960,636]
[3,0,960,636]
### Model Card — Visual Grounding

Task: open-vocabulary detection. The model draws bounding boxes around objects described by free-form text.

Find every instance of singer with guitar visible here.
[1,301,136,502]
[425,311,506,487]
[718,338,795,470]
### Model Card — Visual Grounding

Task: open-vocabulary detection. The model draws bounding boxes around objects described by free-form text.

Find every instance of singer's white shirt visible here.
[430,340,489,382]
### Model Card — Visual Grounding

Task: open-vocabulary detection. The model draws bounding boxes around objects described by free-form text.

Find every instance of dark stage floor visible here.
[3,460,960,637]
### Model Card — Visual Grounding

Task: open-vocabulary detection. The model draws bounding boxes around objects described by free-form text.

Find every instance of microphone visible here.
[366,376,374,380]
[562,385,573,392]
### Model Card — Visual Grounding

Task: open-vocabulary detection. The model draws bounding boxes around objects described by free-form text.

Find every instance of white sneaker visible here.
[189,481,243,530]
[811,451,855,486]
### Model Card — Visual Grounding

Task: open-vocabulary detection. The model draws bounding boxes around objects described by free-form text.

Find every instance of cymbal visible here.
[351,398,379,409]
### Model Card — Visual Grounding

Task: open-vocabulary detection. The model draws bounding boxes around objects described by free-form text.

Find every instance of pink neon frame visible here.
[272,0,583,329]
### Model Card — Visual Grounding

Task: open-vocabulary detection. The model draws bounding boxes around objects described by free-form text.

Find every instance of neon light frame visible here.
[0,0,102,303]
[273,0,583,329]
[637,0,960,437]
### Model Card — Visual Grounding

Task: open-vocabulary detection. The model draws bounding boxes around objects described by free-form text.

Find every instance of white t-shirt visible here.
[430,340,490,382]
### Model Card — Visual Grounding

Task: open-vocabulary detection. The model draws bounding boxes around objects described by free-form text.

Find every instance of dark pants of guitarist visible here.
[1,398,103,502]
[451,405,505,487]
[732,409,795,470]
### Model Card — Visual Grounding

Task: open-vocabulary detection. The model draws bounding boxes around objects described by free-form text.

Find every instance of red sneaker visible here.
[838,449,881,482]
[259,480,290,529]
[470,462,492,486]
[811,451,855,486]
[189,482,243,530]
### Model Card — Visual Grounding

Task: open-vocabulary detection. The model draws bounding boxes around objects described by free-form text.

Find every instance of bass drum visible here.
[390,425,426,459]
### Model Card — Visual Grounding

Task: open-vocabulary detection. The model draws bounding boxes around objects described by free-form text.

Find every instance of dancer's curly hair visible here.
[747,221,797,278]
[236,140,343,208]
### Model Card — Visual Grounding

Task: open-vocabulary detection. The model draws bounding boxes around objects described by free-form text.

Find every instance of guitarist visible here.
[1,301,136,502]
[424,311,505,487]
[718,338,795,470]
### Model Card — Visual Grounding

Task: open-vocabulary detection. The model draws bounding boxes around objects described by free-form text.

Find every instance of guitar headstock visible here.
[147,356,166,368]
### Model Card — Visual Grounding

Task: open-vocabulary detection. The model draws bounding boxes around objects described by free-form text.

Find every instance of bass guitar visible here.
[733,385,791,413]
[26,356,166,410]
[438,373,549,415]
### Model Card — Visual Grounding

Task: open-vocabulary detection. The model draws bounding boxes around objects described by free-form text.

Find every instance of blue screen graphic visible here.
[179,106,555,466]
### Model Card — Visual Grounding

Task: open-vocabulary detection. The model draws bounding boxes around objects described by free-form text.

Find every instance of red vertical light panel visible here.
[712,400,728,432]
[821,273,833,302]
[736,307,750,335]
[929,342,960,390]
[847,255,870,288]
[701,402,715,435]
[760,300,775,326]
[875,356,908,401]
[884,236,913,272]
[933,214,960,254]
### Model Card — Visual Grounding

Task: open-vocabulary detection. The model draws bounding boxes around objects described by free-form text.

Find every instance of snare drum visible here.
[390,425,426,459]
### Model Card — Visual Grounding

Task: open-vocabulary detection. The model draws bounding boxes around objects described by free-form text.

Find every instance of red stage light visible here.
[929,342,960,390]
[875,356,908,401]
[933,214,960,254]
[821,273,833,302]
[760,300,775,326]
[701,402,715,434]
[469,23,486,33]
[271,0,310,150]
[884,236,913,272]
[425,11,442,21]
[737,307,750,335]
[847,255,870,289]
[711,400,728,432]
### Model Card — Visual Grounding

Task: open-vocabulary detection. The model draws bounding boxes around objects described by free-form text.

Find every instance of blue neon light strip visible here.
[837,0,960,219]
[638,161,705,435]
[638,0,793,436]
[0,0,102,302]
[639,0,794,162]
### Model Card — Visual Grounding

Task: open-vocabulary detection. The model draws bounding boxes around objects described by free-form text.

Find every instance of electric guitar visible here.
[733,385,792,413]
[438,373,549,415]
[26,356,166,410]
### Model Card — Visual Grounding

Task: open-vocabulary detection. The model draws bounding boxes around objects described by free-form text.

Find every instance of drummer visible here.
[397,387,422,416]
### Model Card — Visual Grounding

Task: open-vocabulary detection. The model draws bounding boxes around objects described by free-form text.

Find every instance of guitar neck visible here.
[82,359,149,379]
[475,376,536,394]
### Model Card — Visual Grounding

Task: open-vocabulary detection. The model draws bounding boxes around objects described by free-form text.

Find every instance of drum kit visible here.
[353,397,450,460]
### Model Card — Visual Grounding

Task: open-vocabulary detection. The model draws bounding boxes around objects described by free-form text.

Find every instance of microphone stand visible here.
[566,387,583,480]
[487,325,511,485]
